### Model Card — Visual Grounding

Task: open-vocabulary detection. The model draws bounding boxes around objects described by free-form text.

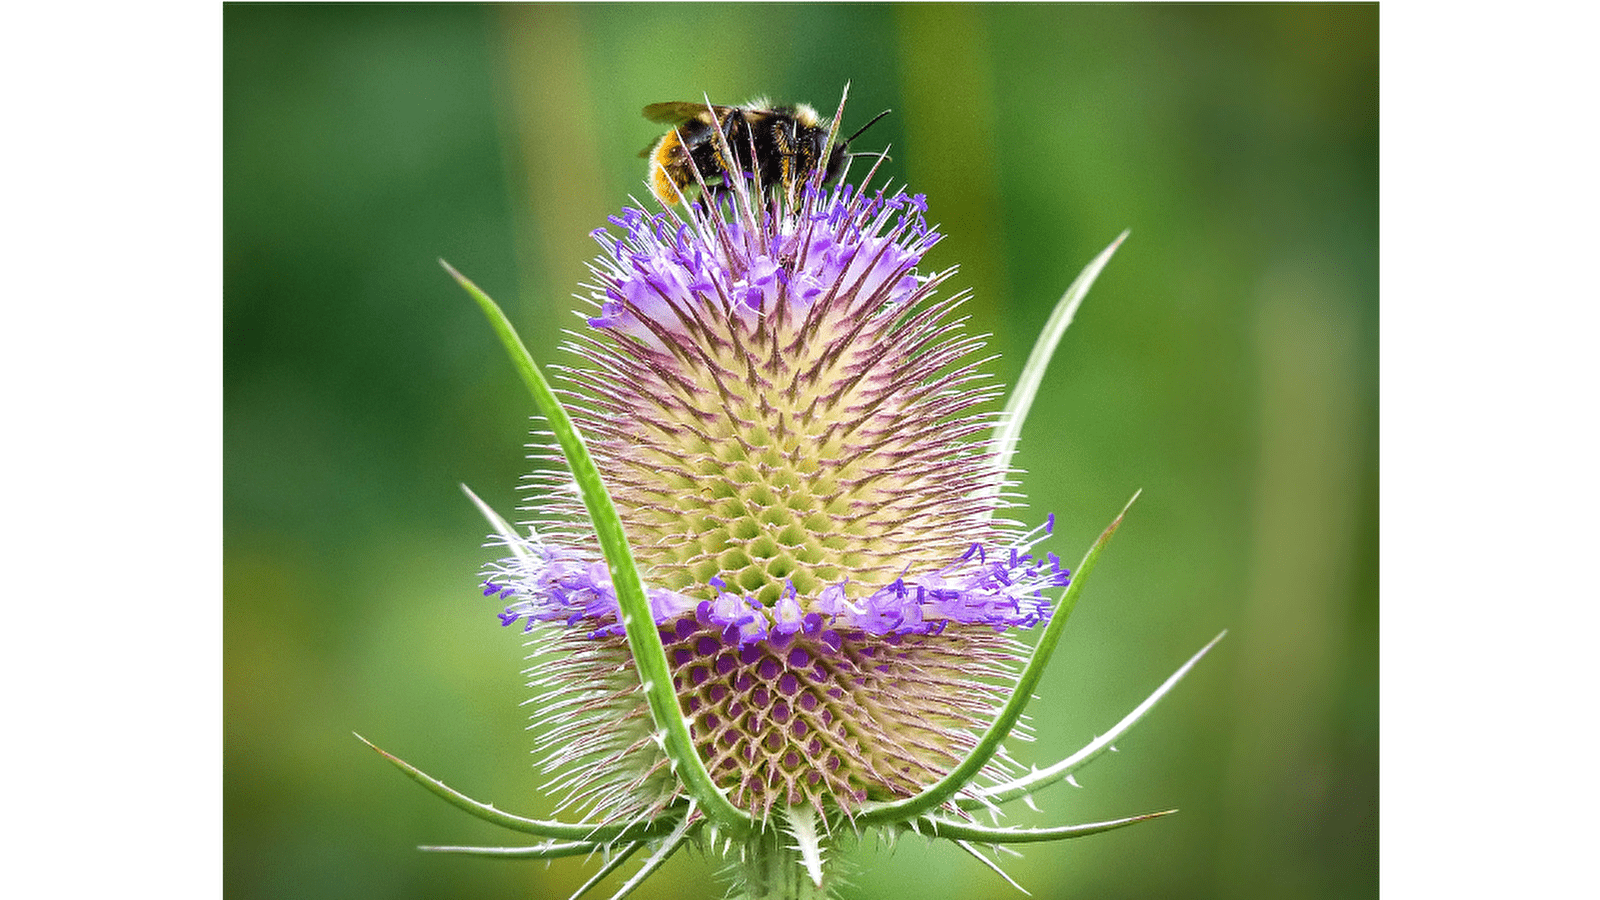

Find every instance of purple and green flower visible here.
[363,90,1221,900]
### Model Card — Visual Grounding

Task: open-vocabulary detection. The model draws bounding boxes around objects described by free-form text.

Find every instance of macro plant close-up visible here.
[360,87,1222,899]
[224,6,1376,900]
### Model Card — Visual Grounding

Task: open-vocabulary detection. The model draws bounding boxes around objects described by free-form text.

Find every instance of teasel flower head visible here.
[363,89,1223,900]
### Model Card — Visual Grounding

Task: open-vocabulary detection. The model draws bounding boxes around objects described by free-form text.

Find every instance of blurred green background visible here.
[224,4,1375,899]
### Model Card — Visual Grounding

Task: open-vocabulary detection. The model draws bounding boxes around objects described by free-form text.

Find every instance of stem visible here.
[732,826,838,900]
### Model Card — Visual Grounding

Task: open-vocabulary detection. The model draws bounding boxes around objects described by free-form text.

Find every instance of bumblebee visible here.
[641,98,889,206]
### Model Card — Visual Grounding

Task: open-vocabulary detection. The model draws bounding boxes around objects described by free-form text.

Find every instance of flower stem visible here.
[733,827,836,900]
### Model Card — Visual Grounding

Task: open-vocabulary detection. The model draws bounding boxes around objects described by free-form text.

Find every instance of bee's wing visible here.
[641,101,726,126]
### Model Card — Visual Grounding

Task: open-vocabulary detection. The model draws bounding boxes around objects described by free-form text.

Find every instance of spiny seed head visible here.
[482,178,1069,823]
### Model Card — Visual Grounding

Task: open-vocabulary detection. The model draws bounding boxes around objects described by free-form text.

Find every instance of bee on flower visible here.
[364,86,1221,900]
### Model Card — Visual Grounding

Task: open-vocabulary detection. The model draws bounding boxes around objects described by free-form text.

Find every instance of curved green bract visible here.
[356,732,678,842]
[443,261,755,840]
[418,840,603,859]
[991,232,1128,490]
[918,809,1175,844]
[966,631,1228,808]
[855,491,1141,827]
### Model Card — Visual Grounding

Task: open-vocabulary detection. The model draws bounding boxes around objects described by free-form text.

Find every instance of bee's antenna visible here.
[842,109,892,147]
[835,108,892,192]
[855,143,893,190]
